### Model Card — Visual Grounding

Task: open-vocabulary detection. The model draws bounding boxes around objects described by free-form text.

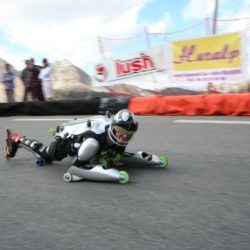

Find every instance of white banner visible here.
[92,46,167,86]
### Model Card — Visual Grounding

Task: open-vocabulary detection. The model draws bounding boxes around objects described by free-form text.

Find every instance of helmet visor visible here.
[114,125,135,144]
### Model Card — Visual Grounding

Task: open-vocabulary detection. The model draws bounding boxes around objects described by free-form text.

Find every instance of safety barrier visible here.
[1,94,249,116]
[98,97,130,114]
[129,93,250,116]
[0,98,100,116]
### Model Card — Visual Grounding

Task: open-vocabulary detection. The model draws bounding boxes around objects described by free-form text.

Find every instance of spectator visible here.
[39,58,54,101]
[207,82,218,94]
[2,63,15,102]
[21,59,34,101]
[30,58,45,101]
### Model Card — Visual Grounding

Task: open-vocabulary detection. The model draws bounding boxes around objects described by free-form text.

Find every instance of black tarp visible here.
[98,97,130,114]
[0,98,100,116]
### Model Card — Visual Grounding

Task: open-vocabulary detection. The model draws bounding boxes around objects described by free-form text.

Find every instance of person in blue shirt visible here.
[2,63,15,102]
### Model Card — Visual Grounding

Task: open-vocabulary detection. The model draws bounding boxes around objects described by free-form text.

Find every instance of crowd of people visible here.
[1,58,53,103]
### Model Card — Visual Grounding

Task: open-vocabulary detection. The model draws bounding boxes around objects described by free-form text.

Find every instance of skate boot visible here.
[5,128,23,159]
[21,138,52,165]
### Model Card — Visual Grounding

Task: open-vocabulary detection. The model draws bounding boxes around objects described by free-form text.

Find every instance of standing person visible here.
[39,58,53,101]
[207,82,218,94]
[30,58,45,101]
[21,59,34,101]
[2,63,15,103]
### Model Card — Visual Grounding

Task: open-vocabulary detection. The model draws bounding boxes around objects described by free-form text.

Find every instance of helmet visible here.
[108,109,138,147]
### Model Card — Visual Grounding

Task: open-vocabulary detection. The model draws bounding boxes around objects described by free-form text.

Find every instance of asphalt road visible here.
[0,115,250,250]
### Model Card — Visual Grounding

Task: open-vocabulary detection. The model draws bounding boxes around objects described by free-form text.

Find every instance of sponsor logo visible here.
[174,44,240,64]
[95,64,107,82]
[115,53,155,77]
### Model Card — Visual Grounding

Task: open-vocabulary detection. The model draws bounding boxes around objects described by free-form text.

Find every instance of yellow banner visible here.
[171,33,241,71]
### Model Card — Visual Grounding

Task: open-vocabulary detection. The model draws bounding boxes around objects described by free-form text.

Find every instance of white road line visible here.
[13,118,72,121]
[174,119,250,125]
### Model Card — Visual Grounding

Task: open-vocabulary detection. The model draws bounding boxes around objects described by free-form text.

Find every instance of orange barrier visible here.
[129,93,250,116]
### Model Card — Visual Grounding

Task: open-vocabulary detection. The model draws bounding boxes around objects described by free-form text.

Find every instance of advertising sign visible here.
[169,32,247,84]
[93,46,167,85]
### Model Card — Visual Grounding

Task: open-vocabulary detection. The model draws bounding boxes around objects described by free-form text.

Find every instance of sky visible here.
[0,0,250,78]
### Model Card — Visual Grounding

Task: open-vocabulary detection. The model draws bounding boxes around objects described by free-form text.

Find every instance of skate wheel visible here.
[36,158,44,167]
[63,173,73,183]
[119,171,129,184]
[5,153,10,160]
[49,128,56,136]
[6,127,11,133]
[159,156,168,168]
